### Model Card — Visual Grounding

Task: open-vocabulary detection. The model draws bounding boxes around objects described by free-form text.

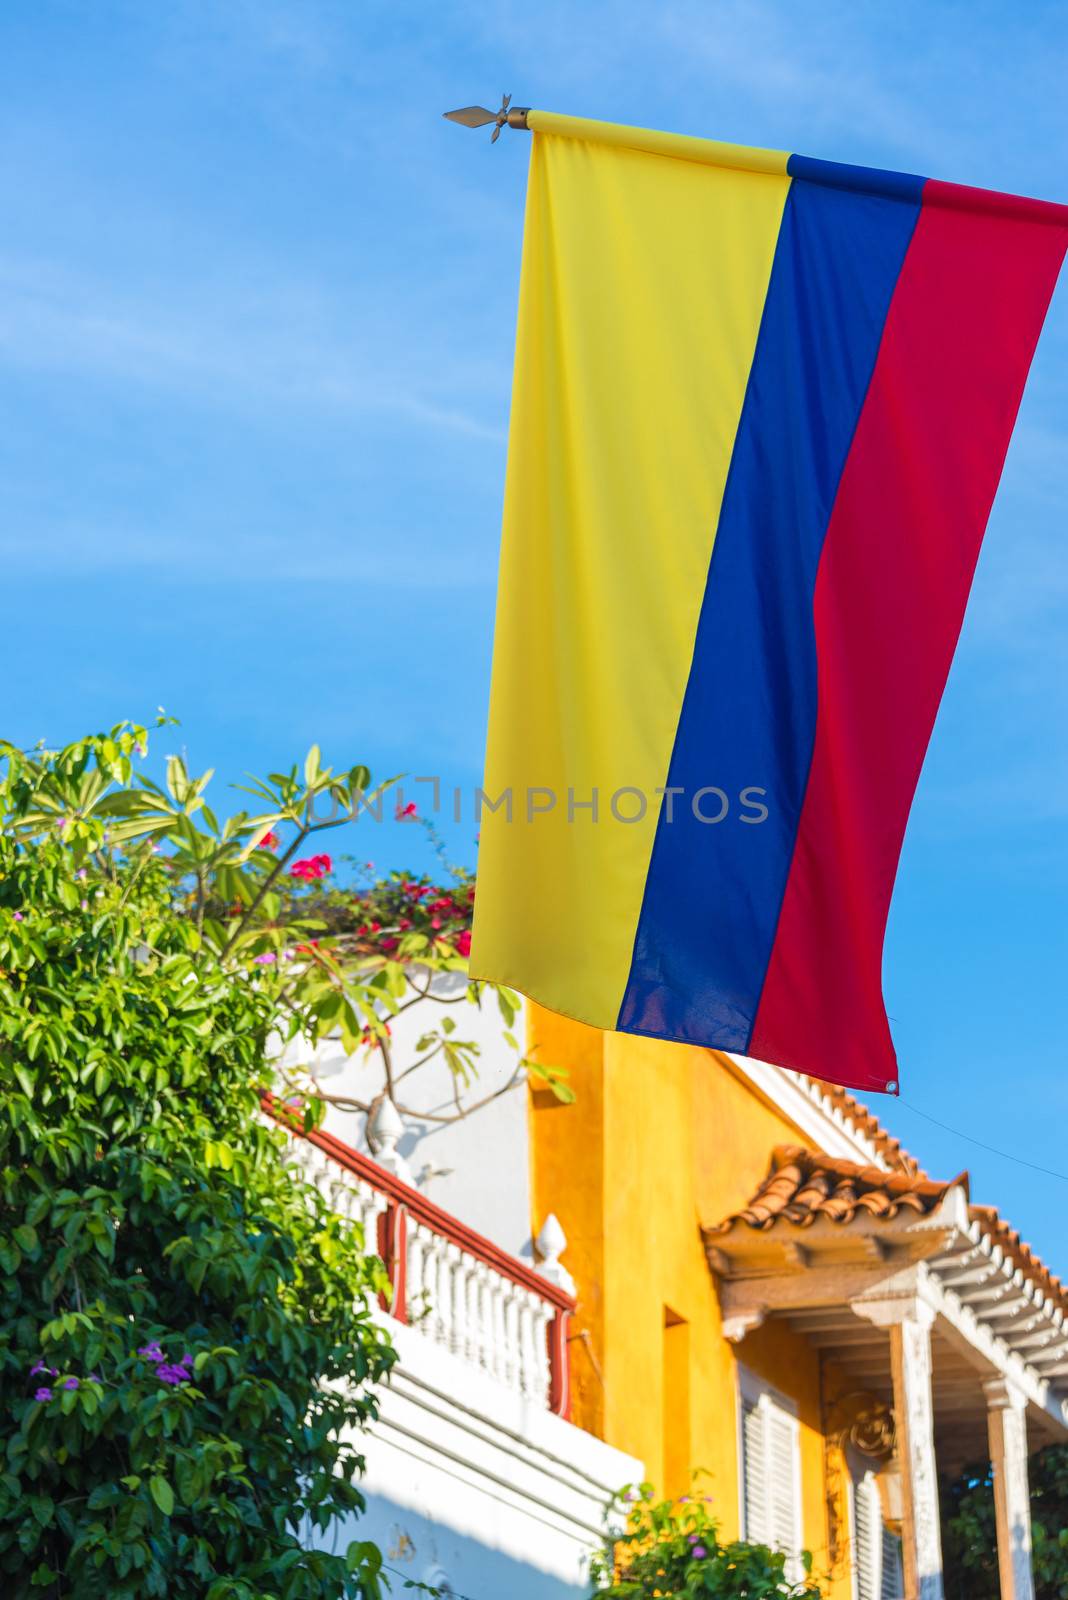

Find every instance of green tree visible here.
[589,1484,823,1598]
[0,722,480,1598]
[942,1445,1068,1599]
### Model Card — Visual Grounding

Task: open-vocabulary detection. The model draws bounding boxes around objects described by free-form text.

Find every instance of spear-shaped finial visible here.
[443,94,530,142]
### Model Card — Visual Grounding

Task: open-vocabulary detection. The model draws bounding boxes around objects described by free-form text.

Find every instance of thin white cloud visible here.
[0,253,506,443]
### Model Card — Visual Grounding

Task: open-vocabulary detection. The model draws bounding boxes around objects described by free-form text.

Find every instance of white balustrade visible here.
[270,1102,573,1412]
[384,1212,566,1406]
[290,1138,388,1254]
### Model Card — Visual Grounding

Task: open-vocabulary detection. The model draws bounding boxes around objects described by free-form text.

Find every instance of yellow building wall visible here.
[528,1008,848,1594]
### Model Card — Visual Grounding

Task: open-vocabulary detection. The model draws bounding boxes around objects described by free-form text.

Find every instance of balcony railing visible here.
[265,1096,574,1416]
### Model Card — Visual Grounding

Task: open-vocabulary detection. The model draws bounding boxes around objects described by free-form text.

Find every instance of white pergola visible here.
[707,1178,1068,1600]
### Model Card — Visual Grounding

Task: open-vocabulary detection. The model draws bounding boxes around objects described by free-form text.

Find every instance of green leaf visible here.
[29,1494,53,1527]
[13,1061,36,1099]
[149,1475,174,1516]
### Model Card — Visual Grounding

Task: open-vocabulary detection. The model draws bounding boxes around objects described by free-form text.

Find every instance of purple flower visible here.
[34,1387,52,1402]
[29,1361,51,1377]
[691,1546,707,1560]
[63,1377,79,1390]
[13,910,23,921]
[88,1372,100,1383]
[76,868,88,881]
[253,951,276,965]
[157,1363,191,1386]
[138,1343,164,1362]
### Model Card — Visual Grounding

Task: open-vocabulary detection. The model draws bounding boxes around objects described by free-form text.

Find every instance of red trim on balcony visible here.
[547,1306,572,1419]
[263,1092,576,1313]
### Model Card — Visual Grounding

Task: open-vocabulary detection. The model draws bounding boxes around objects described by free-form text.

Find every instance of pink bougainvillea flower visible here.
[395,801,418,821]
[380,936,398,954]
[13,910,24,921]
[455,930,472,959]
[289,852,332,881]
[256,829,280,852]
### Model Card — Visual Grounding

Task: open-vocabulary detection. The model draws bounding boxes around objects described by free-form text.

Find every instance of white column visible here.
[854,1295,944,1600]
[984,1378,1035,1600]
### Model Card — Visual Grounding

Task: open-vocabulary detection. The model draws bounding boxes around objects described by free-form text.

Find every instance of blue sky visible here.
[1,2,1067,1266]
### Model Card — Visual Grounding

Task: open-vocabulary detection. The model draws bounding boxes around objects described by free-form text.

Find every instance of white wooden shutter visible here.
[767,1404,801,1559]
[741,1394,768,1542]
[739,1375,802,1577]
[850,1468,903,1600]
[852,1472,878,1600]
[880,1524,903,1600]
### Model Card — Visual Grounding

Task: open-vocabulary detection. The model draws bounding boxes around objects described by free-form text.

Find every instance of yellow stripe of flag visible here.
[470,125,791,1026]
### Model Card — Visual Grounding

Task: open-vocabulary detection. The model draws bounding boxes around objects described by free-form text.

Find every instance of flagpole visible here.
[443,95,530,142]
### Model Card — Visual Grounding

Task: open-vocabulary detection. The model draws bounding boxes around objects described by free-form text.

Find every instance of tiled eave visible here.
[705,1180,1068,1437]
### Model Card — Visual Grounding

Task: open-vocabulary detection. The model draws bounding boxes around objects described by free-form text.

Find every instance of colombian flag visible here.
[469,111,1068,1095]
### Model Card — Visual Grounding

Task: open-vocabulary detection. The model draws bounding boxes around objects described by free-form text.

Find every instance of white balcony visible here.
[273,1100,640,1597]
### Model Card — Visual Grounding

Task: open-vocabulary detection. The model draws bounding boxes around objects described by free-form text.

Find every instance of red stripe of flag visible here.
[749,186,1068,1094]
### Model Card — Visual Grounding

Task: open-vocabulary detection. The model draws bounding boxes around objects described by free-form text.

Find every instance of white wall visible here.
[313,1320,640,1600]
[280,980,537,1261]
[281,985,645,1596]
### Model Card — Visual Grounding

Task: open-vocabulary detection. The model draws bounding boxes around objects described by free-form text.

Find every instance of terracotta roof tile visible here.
[971,1205,1068,1313]
[799,1077,925,1177]
[710,1145,965,1233]
[794,1079,1067,1318]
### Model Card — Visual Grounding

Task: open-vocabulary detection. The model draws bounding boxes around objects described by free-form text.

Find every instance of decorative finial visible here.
[367,1095,412,1184]
[535,1212,575,1294]
[443,95,530,142]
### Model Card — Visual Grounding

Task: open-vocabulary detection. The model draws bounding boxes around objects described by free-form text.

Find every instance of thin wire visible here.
[900,1099,1068,1184]
[382,1563,482,1600]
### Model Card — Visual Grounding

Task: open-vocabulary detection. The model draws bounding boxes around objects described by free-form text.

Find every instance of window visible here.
[737,1369,802,1578]
[850,1466,904,1600]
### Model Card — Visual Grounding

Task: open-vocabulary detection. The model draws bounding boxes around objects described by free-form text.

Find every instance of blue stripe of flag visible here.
[616,174,923,1049]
